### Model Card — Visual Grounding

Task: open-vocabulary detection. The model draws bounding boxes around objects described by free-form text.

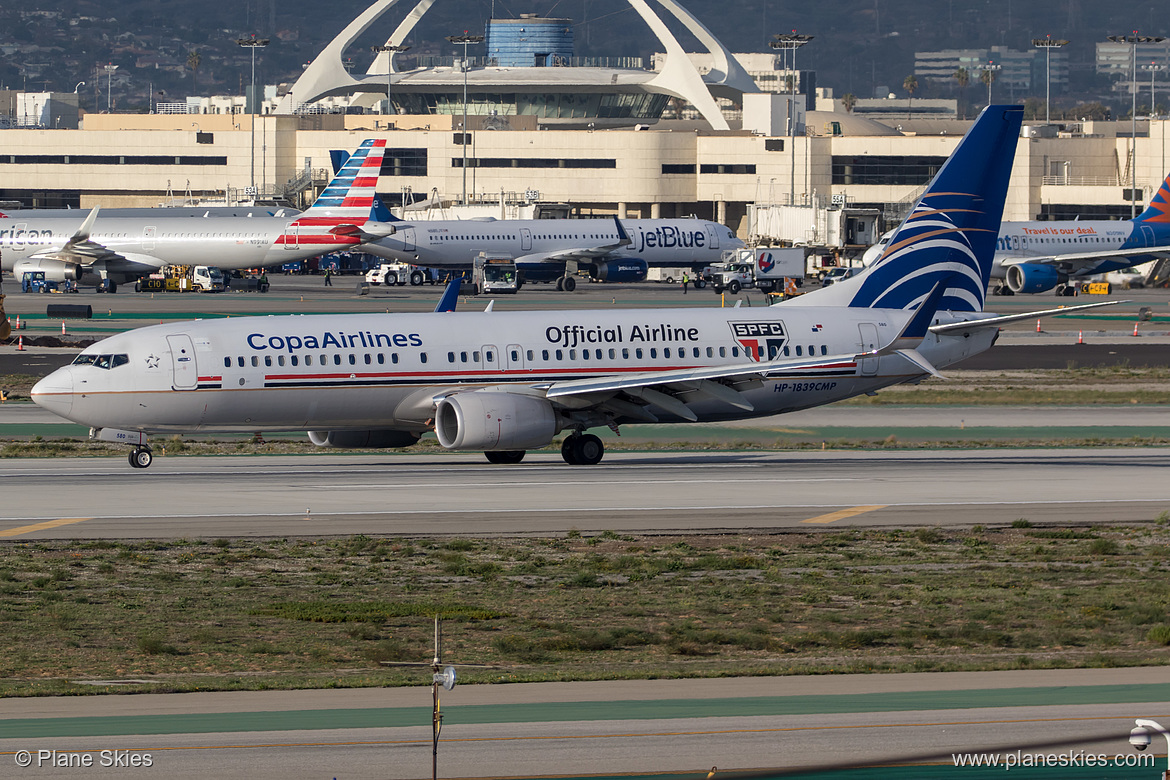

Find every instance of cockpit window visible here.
[72,353,129,369]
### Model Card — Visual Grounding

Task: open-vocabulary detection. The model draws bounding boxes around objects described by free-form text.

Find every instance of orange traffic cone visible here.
[1036,319,1043,333]
[13,315,20,330]
[1077,330,1084,345]
[16,335,24,351]
[1133,322,1140,337]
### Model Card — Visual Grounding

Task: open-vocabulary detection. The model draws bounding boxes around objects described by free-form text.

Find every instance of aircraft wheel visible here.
[571,433,604,465]
[485,450,526,464]
[129,447,153,469]
[107,280,117,294]
[561,436,580,465]
[555,277,564,291]
[562,276,576,292]
[727,280,742,294]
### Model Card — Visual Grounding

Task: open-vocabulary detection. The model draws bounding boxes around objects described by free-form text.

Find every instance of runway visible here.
[0,669,1165,779]
[2,448,1168,539]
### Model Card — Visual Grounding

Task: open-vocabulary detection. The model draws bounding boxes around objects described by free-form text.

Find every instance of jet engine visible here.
[590,258,648,283]
[1005,263,1064,294]
[13,258,80,283]
[308,429,422,448]
[435,392,558,451]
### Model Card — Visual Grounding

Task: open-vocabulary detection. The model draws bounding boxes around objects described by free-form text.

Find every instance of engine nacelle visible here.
[308,429,421,448]
[13,258,79,283]
[590,258,648,283]
[1005,263,1065,294]
[435,392,557,451]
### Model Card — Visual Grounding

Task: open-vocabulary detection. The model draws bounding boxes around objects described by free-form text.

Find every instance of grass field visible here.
[1,525,1168,698]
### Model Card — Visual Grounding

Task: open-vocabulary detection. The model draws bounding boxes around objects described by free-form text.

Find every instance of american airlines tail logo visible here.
[730,321,787,362]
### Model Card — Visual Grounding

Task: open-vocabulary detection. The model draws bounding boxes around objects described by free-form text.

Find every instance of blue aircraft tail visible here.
[795,105,1023,313]
[1134,170,1170,224]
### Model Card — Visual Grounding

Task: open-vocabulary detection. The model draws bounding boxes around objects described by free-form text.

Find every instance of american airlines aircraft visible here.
[31,106,1115,468]
[0,141,393,292]
[343,161,740,291]
[862,170,1170,296]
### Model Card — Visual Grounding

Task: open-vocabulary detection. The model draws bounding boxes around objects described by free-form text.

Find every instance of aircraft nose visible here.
[31,367,74,419]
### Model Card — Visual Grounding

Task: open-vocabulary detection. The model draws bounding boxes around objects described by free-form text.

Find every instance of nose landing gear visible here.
[128,446,153,469]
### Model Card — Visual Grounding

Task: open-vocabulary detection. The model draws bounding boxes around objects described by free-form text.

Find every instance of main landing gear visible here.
[561,433,604,465]
[128,446,153,469]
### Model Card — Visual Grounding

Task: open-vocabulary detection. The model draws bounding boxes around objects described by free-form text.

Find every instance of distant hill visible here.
[1,0,1164,114]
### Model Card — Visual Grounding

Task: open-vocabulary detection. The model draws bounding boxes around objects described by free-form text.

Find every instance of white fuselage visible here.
[365,218,740,269]
[0,215,356,280]
[31,306,994,436]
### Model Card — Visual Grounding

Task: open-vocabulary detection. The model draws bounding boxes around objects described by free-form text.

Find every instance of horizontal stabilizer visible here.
[929,299,1124,334]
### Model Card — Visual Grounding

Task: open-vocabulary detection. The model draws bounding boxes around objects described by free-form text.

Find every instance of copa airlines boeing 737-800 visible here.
[0,141,393,291]
[863,170,1170,296]
[31,106,1116,468]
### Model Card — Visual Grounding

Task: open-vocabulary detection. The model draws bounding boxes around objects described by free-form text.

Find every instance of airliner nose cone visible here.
[31,368,74,419]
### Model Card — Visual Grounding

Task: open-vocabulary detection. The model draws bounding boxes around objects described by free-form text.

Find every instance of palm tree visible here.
[903,75,918,118]
[186,50,201,94]
[953,67,969,119]
[841,93,857,113]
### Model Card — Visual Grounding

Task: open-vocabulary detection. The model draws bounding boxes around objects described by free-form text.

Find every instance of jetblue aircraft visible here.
[31,106,1115,468]
[862,170,1170,296]
[0,141,393,292]
[335,151,739,291]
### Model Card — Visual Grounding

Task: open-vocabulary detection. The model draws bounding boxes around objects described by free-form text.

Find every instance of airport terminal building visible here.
[0,0,1166,248]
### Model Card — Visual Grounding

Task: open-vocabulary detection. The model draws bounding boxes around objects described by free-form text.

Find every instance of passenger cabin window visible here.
[291,356,299,367]
[348,355,356,365]
[265,356,272,367]
[238,356,245,367]
[252,356,259,367]
[223,357,231,368]
[333,355,341,366]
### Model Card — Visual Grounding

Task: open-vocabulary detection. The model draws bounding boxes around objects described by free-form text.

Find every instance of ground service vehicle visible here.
[476,254,519,294]
[706,247,804,294]
[134,265,226,293]
[21,271,58,293]
[645,267,695,284]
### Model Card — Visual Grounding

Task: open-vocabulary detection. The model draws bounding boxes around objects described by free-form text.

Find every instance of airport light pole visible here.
[1109,34,1166,217]
[1143,62,1164,116]
[103,64,117,112]
[446,33,484,205]
[770,32,813,206]
[236,35,270,200]
[371,44,411,119]
[980,61,1000,107]
[1031,36,1069,123]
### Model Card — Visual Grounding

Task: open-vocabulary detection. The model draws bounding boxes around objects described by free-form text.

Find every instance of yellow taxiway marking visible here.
[0,517,92,538]
[801,505,887,524]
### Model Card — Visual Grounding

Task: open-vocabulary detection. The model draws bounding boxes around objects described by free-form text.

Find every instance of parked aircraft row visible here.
[862,170,1170,295]
[32,106,1119,469]
[0,139,738,292]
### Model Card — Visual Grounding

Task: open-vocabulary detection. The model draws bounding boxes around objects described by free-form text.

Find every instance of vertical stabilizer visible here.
[788,105,1023,313]
[1134,170,1170,224]
[300,139,386,220]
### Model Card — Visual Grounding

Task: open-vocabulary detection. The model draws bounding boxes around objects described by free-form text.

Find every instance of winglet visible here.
[433,276,461,312]
[74,206,101,242]
[613,216,632,247]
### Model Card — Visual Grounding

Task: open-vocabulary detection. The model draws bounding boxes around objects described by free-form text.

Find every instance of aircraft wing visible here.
[929,300,1124,334]
[32,207,122,267]
[1000,247,1170,273]
[514,216,632,264]
[541,351,867,421]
